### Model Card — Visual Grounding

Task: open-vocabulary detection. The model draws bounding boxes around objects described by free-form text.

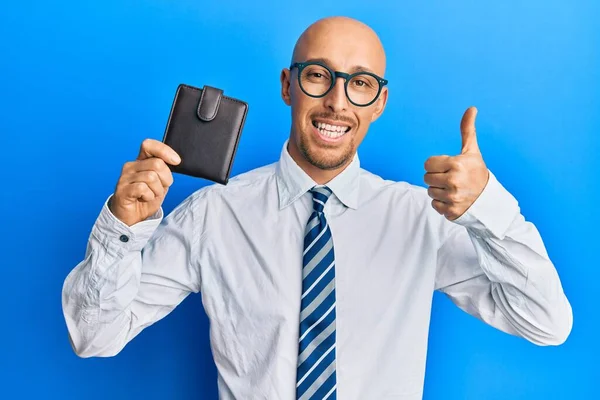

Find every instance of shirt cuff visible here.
[91,194,164,254]
[451,169,520,240]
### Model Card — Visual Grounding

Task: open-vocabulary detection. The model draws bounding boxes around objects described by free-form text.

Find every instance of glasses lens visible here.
[299,64,332,96]
[347,73,380,105]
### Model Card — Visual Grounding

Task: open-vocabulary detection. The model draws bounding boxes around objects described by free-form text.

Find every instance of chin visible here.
[299,128,355,170]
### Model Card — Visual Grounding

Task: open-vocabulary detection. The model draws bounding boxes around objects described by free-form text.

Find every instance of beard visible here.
[297,127,355,170]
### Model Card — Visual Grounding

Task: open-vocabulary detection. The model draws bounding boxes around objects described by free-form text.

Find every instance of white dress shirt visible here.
[62,139,572,399]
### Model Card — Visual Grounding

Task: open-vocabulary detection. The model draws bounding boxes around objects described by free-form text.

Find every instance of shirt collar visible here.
[275,139,360,210]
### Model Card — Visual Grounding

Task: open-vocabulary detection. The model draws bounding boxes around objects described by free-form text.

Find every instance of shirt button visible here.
[119,234,129,243]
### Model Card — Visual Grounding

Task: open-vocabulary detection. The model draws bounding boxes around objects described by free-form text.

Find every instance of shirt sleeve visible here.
[61,192,205,357]
[434,170,573,346]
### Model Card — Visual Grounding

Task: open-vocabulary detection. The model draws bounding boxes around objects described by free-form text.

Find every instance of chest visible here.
[198,202,438,326]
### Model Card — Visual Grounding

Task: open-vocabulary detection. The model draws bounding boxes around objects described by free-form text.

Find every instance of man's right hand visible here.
[110,139,181,227]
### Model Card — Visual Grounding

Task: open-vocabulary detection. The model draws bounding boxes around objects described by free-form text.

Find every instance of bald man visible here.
[62,16,572,400]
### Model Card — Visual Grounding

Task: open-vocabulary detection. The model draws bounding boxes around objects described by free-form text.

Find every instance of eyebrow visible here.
[305,57,376,74]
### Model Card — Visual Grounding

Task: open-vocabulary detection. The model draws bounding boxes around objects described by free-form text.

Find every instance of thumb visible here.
[460,106,480,154]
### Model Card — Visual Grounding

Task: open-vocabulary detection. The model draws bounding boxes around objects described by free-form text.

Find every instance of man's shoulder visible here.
[358,167,443,226]
[358,167,429,203]
[187,161,278,203]
[225,161,278,188]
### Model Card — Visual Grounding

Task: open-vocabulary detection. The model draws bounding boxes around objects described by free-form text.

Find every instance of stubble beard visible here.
[298,129,355,171]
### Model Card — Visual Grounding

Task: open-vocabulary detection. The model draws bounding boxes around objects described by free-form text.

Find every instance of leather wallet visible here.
[161,83,249,184]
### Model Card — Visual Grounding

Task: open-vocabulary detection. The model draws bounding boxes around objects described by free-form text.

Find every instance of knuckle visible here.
[424,173,432,185]
[424,157,436,171]
[446,173,459,189]
[150,157,164,170]
[122,161,134,173]
[116,172,130,187]
[132,182,147,193]
[122,185,135,198]
[447,192,459,203]
[159,161,172,175]
[159,165,174,184]
[452,159,465,171]
[144,170,159,183]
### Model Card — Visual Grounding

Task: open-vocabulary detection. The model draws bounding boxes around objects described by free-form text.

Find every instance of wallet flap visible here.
[197,86,223,122]
[163,82,249,185]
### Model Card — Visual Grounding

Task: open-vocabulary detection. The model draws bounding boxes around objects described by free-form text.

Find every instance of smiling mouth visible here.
[311,120,352,140]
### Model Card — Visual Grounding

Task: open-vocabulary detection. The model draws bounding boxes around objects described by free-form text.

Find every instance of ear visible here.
[370,86,388,122]
[280,68,292,106]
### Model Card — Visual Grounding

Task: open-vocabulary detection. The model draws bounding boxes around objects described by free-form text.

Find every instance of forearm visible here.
[437,171,573,345]
[466,217,571,345]
[62,196,164,357]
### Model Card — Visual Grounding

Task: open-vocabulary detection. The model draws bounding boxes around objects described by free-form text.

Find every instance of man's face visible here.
[281,19,388,171]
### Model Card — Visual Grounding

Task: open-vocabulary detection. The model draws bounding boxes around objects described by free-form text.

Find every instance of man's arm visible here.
[434,171,572,345]
[61,192,203,357]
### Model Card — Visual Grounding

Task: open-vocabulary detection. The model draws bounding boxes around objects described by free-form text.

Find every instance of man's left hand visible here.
[423,106,490,221]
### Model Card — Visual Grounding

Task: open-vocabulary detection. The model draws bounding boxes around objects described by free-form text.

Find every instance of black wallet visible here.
[161,83,249,184]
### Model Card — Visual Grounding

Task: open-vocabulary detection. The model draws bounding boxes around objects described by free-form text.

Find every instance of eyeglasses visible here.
[290,61,388,107]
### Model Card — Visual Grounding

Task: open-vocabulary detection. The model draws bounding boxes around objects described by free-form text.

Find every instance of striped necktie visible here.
[296,185,337,400]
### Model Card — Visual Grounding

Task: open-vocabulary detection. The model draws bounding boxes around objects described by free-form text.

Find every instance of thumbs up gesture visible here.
[424,106,490,221]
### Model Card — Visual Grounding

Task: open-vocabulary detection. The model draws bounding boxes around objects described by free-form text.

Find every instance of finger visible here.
[137,138,181,165]
[424,155,453,173]
[123,182,156,202]
[424,172,448,189]
[431,199,448,215]
[460,106,480,155]
[427,186,450,203]
[128,171,165,199]
[131,158,174,188]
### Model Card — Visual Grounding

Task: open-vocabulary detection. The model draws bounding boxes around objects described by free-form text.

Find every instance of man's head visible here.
[281,16,388,177]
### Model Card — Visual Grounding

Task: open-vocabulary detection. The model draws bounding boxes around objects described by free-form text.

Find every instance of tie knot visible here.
[310,186,333,213]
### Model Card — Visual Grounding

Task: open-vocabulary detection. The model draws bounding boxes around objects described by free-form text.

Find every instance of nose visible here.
[323,77,349,113]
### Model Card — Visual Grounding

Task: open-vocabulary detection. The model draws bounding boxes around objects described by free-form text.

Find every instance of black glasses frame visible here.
[290,61,388,107]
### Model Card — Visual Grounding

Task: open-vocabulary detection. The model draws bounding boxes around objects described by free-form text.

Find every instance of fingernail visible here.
[172,154,181,163]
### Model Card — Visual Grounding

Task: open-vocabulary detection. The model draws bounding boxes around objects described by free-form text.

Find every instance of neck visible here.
[287,138,351,185]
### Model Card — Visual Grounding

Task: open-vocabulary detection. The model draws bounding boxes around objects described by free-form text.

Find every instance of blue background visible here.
[1,0,597,398]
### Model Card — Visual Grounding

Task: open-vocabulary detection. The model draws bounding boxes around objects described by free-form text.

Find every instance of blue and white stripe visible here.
[296,186,337,400]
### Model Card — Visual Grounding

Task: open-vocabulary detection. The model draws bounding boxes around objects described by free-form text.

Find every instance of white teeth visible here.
[313,121,350,140]
[316,122,348,133]
[320,129,342,138]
